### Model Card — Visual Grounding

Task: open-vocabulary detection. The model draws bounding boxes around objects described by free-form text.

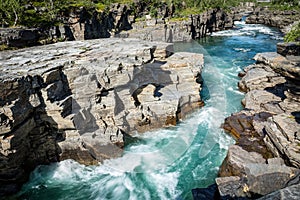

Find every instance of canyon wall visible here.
[246,7,300,33]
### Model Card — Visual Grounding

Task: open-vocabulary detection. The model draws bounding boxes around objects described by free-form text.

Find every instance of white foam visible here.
[234,21,246,25]
[149,171,180,200]
[234,48,251,52]
[227,86,244,94]
[212,30,256,37]
[212,23,283,40]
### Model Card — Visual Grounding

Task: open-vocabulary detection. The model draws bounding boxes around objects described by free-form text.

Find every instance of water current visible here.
[15,21,282,200]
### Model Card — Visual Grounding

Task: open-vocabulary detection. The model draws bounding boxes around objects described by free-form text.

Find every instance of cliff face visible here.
[217,45,300,198]
[1,5,237,48]
[0,4,133,48]
[116,8,235,43]
[190,8,235,39]
[0,38,203,196]
[246,7,300,33]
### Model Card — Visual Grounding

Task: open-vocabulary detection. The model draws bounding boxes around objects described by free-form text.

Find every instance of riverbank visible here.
[213,43,300,199]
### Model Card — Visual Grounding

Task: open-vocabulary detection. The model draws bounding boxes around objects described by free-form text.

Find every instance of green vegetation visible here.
[257,0,300,10]
[284,22,300,42]
[0,0,22,26]
[0,0,299,28]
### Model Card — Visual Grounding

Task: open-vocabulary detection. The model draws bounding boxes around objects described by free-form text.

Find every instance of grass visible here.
[175,7,202,18]
[168,17,189,22]
[95,3,107,12]
[257,2,300,11]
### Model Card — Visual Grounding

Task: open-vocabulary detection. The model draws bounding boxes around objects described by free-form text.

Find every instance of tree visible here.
[0,0,21,26]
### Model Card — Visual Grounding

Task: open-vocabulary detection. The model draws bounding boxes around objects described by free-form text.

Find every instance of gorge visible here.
[1,1,300,199]
[2,19,296,199]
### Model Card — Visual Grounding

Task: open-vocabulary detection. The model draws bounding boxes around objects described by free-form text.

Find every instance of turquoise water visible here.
[15,22,281,200]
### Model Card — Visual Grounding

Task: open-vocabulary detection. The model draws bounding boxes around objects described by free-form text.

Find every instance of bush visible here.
[284,22,300,42]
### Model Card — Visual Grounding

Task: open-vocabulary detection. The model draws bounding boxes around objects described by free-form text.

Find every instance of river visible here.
[15,21,282,200]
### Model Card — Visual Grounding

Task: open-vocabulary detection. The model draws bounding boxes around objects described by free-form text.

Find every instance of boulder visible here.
[219,145,265,177]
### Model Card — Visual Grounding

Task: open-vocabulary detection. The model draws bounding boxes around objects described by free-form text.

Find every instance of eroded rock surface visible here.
[219,51,300,199]
[0,38,203,195]
[246,7,300,33]
[117,8,235,42]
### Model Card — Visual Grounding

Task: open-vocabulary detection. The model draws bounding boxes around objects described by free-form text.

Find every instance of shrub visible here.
[284,22,300,42]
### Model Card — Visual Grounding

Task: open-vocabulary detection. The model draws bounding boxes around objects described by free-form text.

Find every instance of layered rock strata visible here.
[246,7,300,33]
[1,5,237,48]
[117,8,235,42]
[0,38,203,195]
[0,4,133,48]
[218,51,300,198]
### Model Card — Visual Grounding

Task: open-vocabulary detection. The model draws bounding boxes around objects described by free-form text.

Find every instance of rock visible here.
[264,114,300,168]
[222,112,274,158]
[0,28,41,47]
[0,38,203,196]
[254,52,300,98]
[215,176,247,198]
[245,164,299,196]
[245,7,300,32]
[219,145,265,177]
[117,20,192,42]
[238,64,286,92]
[117,8,234,42]
[217,162,299,199]
[267,157,285,166]
[192,184,219,200]
[243,90,283,114]
[220,50,300,199]
[277,42,300,57]
[258,183,300,200]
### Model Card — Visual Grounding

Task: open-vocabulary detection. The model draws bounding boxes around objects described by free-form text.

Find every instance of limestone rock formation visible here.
[0,3,133,48]
[117,8,235,42]
[219,50,300,198]
[217,145,299,198]
[0,38,203,196]
[246,7,300,32]
[190,9,234,39]
[219,145,266,177]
